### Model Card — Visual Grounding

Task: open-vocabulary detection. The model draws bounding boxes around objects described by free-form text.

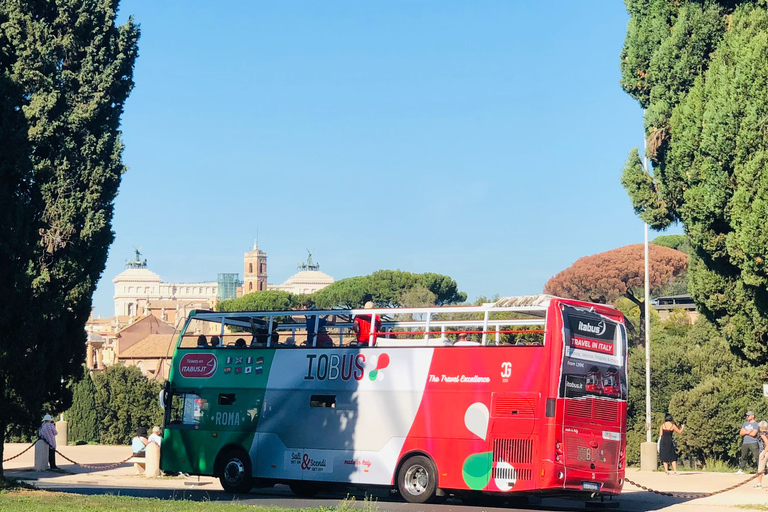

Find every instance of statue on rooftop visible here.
[125,248,147,269]
[297,249,320,271]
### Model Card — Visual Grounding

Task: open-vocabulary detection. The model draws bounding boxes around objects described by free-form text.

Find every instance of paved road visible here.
[7,479,623,512]
[3,444,767,511]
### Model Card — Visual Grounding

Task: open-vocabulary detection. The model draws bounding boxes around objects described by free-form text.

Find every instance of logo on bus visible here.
[577,320,606,336]
[304,353,366,381]
[500,362,512,378]
[179,353,218,378]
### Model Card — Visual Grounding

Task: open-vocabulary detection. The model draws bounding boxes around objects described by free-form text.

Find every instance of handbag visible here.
[656,437,661,453]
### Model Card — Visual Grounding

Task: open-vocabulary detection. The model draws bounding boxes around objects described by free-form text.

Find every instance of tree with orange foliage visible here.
[544,244,688,344]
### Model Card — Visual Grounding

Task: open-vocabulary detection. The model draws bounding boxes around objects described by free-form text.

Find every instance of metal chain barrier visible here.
[2,442,37,462]
[36,438,135,470]
[4,439,137,469]
[625,472,759,499]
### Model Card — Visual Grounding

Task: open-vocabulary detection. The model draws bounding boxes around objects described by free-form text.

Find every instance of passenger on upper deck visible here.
[196,335,208,347]
[302,300,336,347]
[234,338,246,348]
[210,336,221,348]
[353,301,382,347]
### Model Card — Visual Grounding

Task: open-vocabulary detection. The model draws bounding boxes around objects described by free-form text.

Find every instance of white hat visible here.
[364,301,375,309]
[42,414,54,422]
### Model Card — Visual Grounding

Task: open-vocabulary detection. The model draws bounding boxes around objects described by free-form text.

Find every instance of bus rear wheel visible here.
[217,448,253,493]
[397,455,437,504]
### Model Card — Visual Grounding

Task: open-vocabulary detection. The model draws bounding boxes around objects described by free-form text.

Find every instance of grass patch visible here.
[735,505,768,511]
[337,494,378,512]
[0,489,343,512]
[702,457,737,473]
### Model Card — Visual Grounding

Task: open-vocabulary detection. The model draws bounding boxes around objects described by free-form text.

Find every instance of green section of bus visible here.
[162,349,276,475]
[162,428,257,475]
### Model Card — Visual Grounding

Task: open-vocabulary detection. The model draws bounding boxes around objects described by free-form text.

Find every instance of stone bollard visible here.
[640,441,658,471]
[55,414,68,447]
[34,439,49,471]
[144,442,161,478]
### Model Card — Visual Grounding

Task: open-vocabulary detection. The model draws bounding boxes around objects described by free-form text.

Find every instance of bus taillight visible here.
[555,440,563,462]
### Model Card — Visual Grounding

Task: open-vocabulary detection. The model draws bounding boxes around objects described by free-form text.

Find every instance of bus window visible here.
[218,393,236,406]
[169,392,207,425]
[310,395,336,408]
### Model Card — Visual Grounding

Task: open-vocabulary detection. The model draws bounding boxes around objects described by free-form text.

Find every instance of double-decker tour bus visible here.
[159,295,627,504]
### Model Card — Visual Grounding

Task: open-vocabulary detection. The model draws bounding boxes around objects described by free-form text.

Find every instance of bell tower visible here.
[243,239,267,293]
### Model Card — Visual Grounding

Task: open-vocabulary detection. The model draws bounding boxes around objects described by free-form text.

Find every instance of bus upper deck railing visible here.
[178,303,549,349]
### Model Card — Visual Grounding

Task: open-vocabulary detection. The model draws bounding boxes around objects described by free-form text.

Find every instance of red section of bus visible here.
[396,298,626,496]
[397,345,550,491]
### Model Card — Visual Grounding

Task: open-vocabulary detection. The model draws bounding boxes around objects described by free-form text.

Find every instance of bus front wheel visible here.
[217,448,253,494]
[397,455,437,504]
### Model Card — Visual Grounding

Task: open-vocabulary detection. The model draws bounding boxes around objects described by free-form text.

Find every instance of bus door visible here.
[557,305,626,491]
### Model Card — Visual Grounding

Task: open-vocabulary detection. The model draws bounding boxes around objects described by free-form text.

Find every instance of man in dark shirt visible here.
[738,410,760,474]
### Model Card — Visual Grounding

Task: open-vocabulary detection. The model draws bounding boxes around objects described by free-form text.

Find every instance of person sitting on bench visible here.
[132,427,148,457]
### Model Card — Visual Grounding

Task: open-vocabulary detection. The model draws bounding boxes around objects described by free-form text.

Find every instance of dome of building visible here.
[283,270,334,286]
[112,267,162,284]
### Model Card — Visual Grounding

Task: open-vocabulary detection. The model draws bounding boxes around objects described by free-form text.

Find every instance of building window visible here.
[249,263,253,273]
[260,263,265,274]
[249,282,253,291]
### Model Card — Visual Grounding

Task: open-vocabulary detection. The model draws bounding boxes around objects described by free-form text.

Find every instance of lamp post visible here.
[640,141,658,471]
[645,221,651,443]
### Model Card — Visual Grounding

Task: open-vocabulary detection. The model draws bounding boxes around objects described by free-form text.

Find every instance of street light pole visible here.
[644,220,651,443]
[639,137,658,471]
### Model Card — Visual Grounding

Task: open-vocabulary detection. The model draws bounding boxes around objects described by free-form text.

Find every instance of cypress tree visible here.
[66,370,99,444]
[0,0,139,475]
[94,365,162,445]
[620,1,768,364]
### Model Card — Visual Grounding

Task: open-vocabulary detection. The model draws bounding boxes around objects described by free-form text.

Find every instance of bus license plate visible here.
[582,481,600,491]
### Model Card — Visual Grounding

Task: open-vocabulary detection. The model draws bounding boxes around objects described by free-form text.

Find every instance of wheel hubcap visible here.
[224,459,244,485]
[404,464,429,495]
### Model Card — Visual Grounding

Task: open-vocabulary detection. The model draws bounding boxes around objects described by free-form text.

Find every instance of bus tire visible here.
[217,448,253,494]
[397,455,437,504]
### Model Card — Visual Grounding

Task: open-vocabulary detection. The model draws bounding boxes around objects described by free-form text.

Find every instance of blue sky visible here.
[94,1,675,316]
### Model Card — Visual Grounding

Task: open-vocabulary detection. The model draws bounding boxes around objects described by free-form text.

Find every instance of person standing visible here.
[755,421,768,487]
[658,413,684,474]
[737,410,760,474]
[39,414,58,470]
[353,301,382,347]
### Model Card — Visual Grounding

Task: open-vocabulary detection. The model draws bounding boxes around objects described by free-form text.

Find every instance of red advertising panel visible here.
[179,353,218,378]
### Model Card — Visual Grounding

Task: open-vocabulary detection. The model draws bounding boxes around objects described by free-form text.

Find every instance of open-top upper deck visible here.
[176,294,618,350]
